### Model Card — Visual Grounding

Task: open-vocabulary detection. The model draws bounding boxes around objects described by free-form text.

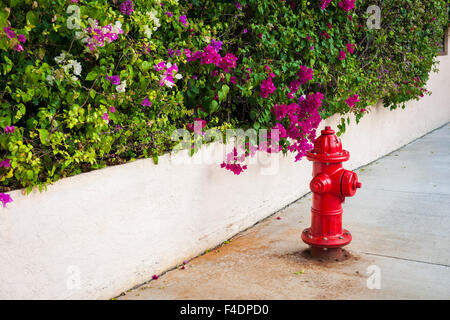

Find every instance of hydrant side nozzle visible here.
[341,170,361,198]
[310,173,332,194]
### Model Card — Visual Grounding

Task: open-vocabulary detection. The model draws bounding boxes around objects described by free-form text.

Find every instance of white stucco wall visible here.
[0,51,449,299]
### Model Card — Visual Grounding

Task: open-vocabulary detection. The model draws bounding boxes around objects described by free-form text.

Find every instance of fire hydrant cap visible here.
[306,126,350,163]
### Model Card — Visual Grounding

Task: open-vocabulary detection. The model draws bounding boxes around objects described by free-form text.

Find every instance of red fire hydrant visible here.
[301,126,361,251]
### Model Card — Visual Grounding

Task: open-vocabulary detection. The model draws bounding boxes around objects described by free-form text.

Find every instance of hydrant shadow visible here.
[300,247,353,263]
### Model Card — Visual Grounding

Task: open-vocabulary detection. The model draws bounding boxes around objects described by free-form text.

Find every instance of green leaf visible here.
[209,100,219,113]
[2,56,13,75]
[141,61,152,72]
[85,71,98,81]
[38,129,49,145]
[26,11,39,26]
[218,84,230,103]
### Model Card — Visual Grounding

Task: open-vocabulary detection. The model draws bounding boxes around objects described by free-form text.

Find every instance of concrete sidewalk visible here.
[118,123,450,300]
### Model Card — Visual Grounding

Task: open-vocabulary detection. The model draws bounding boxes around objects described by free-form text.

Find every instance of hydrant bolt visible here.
[301,126,362,249]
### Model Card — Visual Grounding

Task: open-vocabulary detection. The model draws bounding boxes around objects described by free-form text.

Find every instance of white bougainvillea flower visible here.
[116,80,127,93]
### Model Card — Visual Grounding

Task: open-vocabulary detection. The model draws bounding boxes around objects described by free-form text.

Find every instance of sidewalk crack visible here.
[361,252,450,268]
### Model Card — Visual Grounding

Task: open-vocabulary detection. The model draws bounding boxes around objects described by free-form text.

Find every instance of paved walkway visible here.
[119,123,450,300]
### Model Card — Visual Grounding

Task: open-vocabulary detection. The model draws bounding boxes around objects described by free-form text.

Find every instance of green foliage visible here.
[0,0,447,192]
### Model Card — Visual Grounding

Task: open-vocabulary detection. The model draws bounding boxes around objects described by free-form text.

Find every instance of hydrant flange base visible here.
[301,228,352,248]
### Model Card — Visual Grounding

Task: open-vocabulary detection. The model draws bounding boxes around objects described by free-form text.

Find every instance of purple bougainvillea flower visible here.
[110,106,116,113]
[17,34,27,43]
[107,75,120,85]
[243,28,248,34]
[0,193,13,208]
[276,216,281,220]
[152,274,159,280]
[3,26,15,39]
[0,159,11,168]
[338,50,346,61]
[119,0,134,16]
[179,15,188,27]
[4,126,15,134]
[210,38,223,52]
[141,98,152,107]
[235,1,242,10]
[165,11,173,17]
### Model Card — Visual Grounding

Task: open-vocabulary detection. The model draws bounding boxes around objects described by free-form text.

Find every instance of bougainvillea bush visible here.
[0,0,447,204]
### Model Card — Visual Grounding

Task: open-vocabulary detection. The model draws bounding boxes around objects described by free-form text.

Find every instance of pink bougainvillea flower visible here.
[152,274,159,280]
[200,45,221,66]
[165,11,173,17]
[186,118,206,134]
[183,48,191,58]
[273,122,287,138]
[84,20,123,51]
[345,94,360,108]
[219,52,238,73]
[3,26,15,39]
[338,50,346,61]
[17,34,27,43]
[320,0,333,10]
[110,106,116,113]
[141,98,152,107]
[154,61,166,72]
[0,193,13,208]
[276,217,281,220]
[4,126,15,134]
[235,2,242,10]
[260,77,276,98]
[230,76,237,84]
[338,0,356,12]
[0,159,11,168]
[346,43,355,54]
[297,66,314,84]
[102,112,109,123]
[14,44,24,52]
